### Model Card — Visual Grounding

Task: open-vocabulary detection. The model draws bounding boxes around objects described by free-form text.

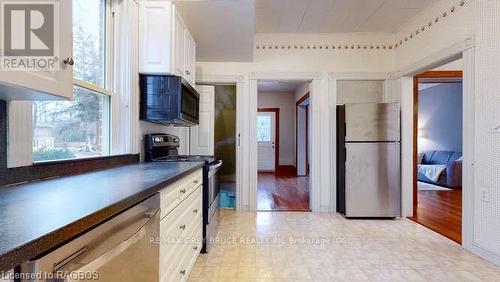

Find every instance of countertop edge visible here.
[0,163,204,272]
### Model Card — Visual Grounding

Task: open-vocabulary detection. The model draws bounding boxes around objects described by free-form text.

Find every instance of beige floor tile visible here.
[188,210,500,282]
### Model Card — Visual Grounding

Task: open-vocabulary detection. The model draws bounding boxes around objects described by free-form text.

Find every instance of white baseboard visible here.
[238,205,250,212]
[469,244,500,267]
[320,205,331,213]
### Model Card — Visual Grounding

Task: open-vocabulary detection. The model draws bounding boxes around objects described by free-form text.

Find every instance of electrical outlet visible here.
[480,189,490,202]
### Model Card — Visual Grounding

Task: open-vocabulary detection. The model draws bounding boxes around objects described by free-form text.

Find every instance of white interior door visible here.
[257,111,276,171]
[190,85,215,155]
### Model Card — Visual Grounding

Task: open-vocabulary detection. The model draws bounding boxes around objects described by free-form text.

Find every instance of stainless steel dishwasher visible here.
[21,194,160,282]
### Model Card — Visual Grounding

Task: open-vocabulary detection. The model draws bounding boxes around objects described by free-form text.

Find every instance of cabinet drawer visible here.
[173,217,202,282]
[160,169,202,218]
[159,187,202,281]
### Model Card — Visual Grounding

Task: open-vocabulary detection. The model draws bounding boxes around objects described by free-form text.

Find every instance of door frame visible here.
[296,92,310,176]
[195,74,246,211]
[249,72,321,212]
[397,37,479,259]
[257,108,280,171]
[412,70,463,216]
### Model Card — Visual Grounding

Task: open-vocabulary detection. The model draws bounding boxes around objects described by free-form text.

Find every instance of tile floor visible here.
[188,210,500,282]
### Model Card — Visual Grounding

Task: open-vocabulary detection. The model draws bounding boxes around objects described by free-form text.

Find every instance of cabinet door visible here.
[0,0,73,100]
[139,1,173,74]
[183,31,195,86]
[190,85,215,155]
[173,7,185,77]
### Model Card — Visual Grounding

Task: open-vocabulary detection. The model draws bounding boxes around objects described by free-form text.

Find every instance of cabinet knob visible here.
[185,70,190,76]
[193,180,199,184]
[193,246,198,251]
[193,209,198,213]
[180,270,186,276]
[179,224,186,230]
[180,189,186,194]
[63,57,74,66]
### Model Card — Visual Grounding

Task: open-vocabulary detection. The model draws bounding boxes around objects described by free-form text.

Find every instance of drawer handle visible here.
[179,224,186,230]
[193,180,199,184]
[193,209,198,213]
[180,189,186,194]
[180,270,186,276]
[193,246,198,251]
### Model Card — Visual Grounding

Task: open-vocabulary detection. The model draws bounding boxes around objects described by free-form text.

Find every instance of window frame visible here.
[32,0,115,163]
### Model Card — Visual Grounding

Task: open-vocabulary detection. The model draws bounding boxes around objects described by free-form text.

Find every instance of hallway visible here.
[257,167,309,211]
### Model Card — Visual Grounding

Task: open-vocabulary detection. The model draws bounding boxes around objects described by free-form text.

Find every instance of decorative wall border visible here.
[256,44,393,50]
[255,0,467,52]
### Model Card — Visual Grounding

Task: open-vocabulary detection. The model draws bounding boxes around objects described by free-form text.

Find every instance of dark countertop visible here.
[0,162,204,272]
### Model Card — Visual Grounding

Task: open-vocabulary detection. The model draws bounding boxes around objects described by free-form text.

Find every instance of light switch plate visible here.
[480,188,490,202]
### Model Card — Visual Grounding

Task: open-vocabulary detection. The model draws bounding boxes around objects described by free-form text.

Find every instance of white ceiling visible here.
[174,0,437,61]
[258,81,304,92]
[174,0,255,62]
[256,0,437,33]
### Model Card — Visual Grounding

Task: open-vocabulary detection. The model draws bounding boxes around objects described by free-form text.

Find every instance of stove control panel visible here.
[147,134,180,147]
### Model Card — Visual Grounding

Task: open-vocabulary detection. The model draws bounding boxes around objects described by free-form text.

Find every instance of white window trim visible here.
[73,78,114,97]
[31,0,115,162]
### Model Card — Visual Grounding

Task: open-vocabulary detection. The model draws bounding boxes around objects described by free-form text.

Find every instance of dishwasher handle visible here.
[58,208,160,281]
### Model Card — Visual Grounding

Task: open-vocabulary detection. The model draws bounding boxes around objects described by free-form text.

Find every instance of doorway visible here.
[256,80,311,211]
[410,66,463,244]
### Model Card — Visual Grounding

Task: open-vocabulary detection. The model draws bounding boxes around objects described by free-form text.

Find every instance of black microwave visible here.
[139,74,200,126]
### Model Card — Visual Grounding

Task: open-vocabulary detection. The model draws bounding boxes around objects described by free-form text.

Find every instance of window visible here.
[257,115,272,142]
[33,0,111,162]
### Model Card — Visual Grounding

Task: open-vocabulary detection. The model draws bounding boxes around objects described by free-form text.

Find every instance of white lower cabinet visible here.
[159,169,203,282]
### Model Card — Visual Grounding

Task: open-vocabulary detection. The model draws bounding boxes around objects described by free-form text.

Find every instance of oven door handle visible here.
[209,161,222,170]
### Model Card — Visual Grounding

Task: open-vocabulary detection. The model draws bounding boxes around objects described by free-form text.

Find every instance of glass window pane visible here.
[33,86,109,162]
[73,0,106,87]
[257,115,271,142]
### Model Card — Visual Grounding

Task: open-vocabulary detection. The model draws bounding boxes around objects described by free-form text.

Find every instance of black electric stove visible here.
[144,133,221,253]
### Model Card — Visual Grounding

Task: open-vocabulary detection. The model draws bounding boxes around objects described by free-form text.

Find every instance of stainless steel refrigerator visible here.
[337,103,401,218]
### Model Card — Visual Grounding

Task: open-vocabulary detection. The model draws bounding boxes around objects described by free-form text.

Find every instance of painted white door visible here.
[190,85,215,155]
[257,112,276,171]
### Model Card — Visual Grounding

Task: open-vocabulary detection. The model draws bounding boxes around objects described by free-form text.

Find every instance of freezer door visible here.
[345,103,400,142]
[345,143,401,217]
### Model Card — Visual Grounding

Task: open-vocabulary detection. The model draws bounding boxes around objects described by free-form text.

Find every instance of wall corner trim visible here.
[397,37,475,77]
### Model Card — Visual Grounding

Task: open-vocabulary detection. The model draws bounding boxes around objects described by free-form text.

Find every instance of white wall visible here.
[336,80,385,104]
[257,91,295,166]
[394,0,500,265]
[418,83,463,152]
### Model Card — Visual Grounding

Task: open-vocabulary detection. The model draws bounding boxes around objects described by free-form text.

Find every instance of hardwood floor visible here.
[257,166,310,211]
[410,188,462,244]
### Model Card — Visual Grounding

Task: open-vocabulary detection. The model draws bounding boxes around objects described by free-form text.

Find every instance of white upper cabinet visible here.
[0,0,73,101]
[183,31,196,86]
[139,1,196,88]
